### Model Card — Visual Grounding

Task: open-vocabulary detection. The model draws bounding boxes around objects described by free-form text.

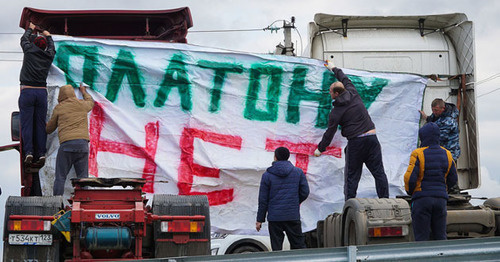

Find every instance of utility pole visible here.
[274,17,296,56]
[283,17,295,56]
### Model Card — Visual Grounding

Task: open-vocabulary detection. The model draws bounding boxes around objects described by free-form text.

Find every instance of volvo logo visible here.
[95,213,120,219]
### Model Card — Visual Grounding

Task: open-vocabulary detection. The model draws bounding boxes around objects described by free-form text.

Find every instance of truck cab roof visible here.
[19,7,193,43]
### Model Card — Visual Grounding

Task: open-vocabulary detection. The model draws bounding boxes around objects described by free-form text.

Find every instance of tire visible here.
[333,213,342,247]
[304,229,318,248]
[316,220,324,248]
[152,194,210,257]
[496,216,500,236]
[323,214,335,247]
[3,196,64,261]
[232,245,260,254]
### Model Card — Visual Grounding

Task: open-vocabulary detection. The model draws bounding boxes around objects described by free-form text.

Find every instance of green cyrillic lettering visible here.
[154,54,192,111]
[287,68,333,128]
[198,61,244,112]
[350,75,389,109]
[244,65,283,122]
[55,44,100,88]
[105,49,146,107]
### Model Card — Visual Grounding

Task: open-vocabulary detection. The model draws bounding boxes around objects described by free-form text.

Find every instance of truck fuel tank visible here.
[84,227,133,250]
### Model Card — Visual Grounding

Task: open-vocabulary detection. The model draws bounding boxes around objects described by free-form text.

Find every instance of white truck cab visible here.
[303,13,500,246]
[307,13,478,189]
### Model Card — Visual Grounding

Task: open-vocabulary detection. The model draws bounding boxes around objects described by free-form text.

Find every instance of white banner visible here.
[42,36,427,234]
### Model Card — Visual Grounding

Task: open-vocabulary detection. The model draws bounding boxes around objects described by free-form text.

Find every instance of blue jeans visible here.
[53,140,89,196]
[18,88,47,158]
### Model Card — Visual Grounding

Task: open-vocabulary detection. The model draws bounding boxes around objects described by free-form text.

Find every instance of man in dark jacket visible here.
[256,147,310,251]
[19,22,56,166]
[419,98,460,162]
[314,61,389,200]
[404,122,458,241]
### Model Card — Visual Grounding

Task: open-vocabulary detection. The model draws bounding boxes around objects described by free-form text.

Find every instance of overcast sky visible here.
[0,0,499,245]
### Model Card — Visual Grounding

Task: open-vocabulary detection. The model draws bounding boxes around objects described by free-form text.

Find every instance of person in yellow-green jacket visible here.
[46,83,94,196]
[404,122,457,241]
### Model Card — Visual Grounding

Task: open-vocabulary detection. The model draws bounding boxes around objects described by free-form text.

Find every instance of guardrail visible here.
[157,237,500,261]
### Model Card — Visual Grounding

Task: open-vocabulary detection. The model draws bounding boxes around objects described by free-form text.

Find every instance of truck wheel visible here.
[323,214,335,247]
[152,194,210,257]
[316,220,325,248]
[3,196,64,261]
[323,213,342,247]
[232,245,260,254]
[333,213,342,247]
[304,229,318,248]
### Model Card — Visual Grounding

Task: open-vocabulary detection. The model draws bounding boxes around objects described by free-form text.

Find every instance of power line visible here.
[478,87,500,98]
[190,28,267,33]
[466,72,500,86]
[476,73,500,86]
[294,27,303,56]
[467,72,500,98]
[190,20,285,34]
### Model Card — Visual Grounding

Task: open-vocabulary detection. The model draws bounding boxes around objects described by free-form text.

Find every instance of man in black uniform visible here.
[314,61,389,200]
[19,22,55,166]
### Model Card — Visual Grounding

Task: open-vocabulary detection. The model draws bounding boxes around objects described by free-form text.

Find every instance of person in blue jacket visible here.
[256,147,310,251]
[419,98,460,162]
[404,122,458,241]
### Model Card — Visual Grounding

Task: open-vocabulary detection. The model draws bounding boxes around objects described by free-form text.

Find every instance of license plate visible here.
[8,234,53,245]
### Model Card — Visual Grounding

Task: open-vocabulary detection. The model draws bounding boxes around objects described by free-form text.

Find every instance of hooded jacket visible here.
[426,102,460,160]
[404,122,458,200]
[46,85,94,144]
[318,68,375,152]
[19,28,56,87]
[257,161,309,222]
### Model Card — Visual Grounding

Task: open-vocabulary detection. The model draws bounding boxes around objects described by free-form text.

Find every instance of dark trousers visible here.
[18,88,47,158]
[53,140,89,196]
[268,220,305,251]
[344,135,389,200]
[412,197,447,241]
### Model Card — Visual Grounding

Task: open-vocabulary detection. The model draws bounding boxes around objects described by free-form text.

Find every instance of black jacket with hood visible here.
[318,68,375,152]
[19,28,56,87]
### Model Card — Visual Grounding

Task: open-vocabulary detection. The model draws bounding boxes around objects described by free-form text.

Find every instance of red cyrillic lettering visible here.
[89,102,159,193]
[178,128,242,205]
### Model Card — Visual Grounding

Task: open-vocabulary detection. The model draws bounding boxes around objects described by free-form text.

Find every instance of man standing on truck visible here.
[47,83,94,196]
[256,147,310,251]
[19,22,55,165]
[419,98,460,162]
[314,61,389,200]
[404,122,457,241]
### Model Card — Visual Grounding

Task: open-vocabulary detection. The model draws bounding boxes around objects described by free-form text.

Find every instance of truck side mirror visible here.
[11,111,20,142]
